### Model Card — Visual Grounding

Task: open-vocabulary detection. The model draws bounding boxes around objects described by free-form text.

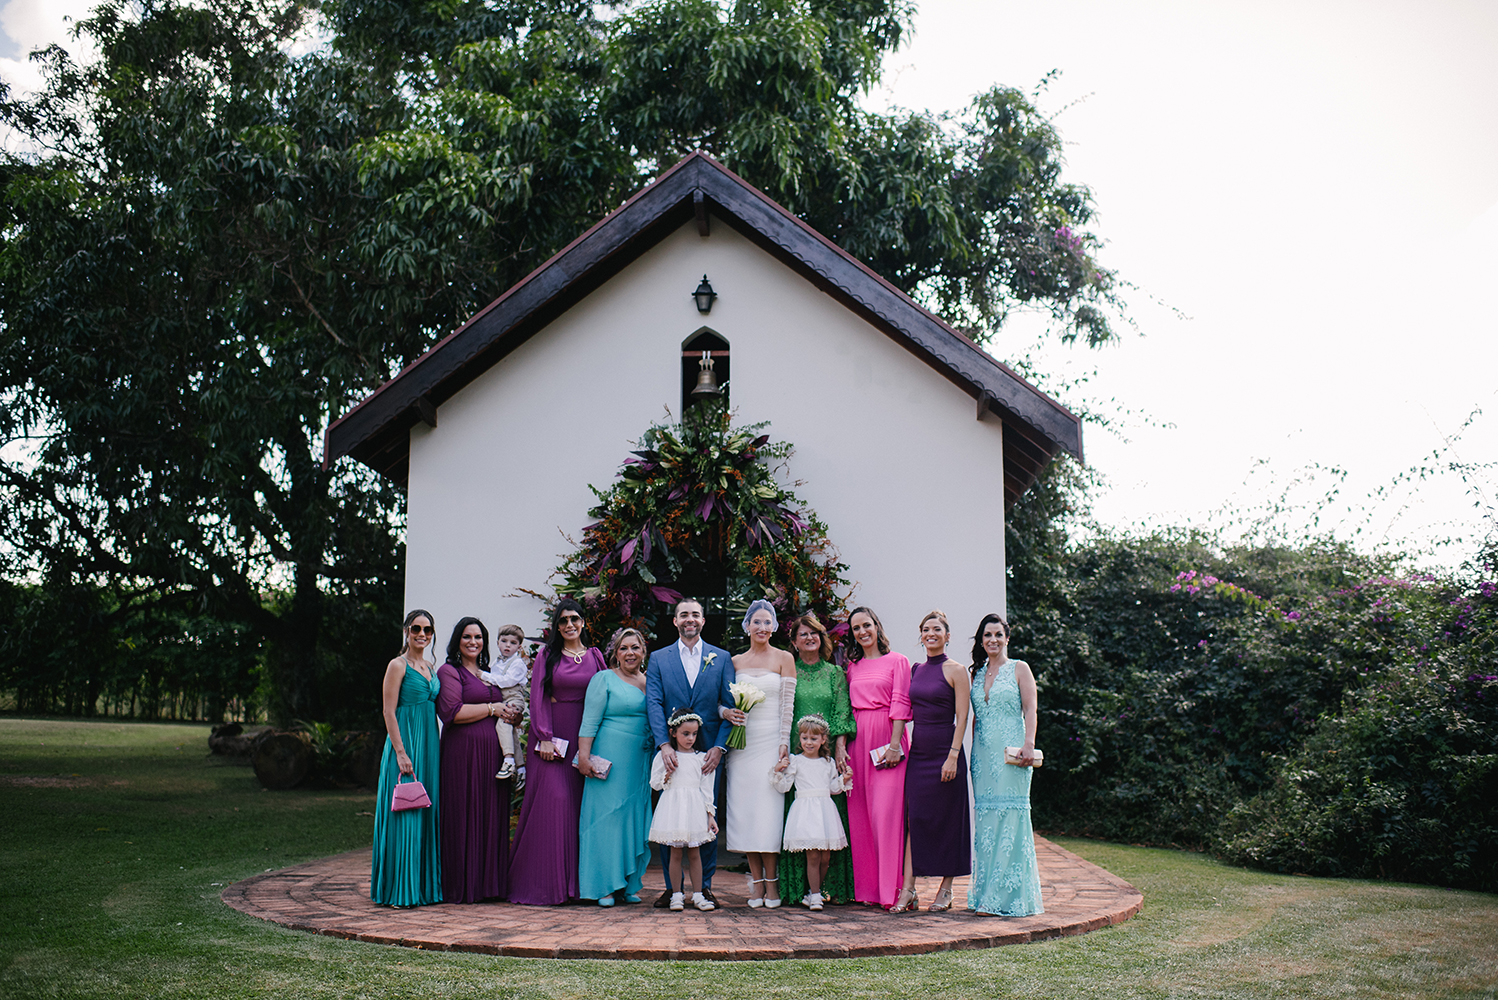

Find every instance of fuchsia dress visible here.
[507,647,605,904]
[845,650,912,907]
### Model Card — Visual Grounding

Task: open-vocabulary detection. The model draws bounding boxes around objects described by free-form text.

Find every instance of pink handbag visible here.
[391,773,432,811]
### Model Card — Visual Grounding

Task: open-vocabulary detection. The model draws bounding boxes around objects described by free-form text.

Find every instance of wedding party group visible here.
[371,595,1043,917]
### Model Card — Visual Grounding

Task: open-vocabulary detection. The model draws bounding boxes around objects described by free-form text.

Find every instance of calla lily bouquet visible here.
[725,680,767,750]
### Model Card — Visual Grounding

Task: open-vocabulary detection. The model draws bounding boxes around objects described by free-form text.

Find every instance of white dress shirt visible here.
[480,652,529,690]
[678,638,704,688]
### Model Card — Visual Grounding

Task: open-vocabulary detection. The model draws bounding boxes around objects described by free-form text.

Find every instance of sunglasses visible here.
[559,614,583,625]
[407,624,434,635]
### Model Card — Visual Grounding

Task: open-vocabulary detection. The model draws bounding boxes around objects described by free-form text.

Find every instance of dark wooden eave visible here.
[324,152,1083,508]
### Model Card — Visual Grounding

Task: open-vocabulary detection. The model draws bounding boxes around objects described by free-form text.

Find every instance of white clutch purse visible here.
[1004,747,1043,767]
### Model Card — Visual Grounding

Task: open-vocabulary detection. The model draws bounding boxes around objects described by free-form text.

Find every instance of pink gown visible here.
[845,650,912,907]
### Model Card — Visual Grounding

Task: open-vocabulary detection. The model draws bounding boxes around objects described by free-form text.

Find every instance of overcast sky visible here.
[868,1,1498,565]
[6,0,1496,565]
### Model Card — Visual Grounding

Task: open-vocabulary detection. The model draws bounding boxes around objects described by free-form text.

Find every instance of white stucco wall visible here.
[405,217,1008,662]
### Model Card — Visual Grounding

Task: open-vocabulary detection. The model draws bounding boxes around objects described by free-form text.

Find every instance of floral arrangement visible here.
[530,401,852,648]
[724,680,767,749]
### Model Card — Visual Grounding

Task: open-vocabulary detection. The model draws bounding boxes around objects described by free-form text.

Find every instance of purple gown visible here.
[506,647,605,904]
[905,655,971,876]
[436,663,510,903]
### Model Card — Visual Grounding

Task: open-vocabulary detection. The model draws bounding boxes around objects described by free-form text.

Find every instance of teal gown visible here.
[371,660,443,906]
[576,670,653,901]
[967,660,1044,916]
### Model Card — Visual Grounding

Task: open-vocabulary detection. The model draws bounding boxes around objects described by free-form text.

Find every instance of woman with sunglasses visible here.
[371,610,444,906]
[508,598,608,904]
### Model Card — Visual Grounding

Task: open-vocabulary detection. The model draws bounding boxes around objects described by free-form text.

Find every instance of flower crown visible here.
[667,711,703,729]
[796,713,830,732]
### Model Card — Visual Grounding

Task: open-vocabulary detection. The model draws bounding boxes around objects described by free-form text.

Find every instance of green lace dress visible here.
[778,659,857,904]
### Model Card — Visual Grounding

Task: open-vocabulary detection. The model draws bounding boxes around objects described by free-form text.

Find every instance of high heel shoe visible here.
[890,888,918,914]
[928,887,953,912]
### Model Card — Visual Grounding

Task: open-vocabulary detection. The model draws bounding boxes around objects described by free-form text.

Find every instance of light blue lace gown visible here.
[967,660,1044,916]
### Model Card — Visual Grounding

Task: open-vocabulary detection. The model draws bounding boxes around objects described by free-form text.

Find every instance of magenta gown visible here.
[506,647,605,904]
[436,663,510,903]
[846,650,912,908]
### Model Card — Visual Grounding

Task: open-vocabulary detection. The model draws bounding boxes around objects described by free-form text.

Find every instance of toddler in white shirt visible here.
[479,624,531,780]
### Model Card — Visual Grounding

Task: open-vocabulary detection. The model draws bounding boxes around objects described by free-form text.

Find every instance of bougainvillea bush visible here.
[533,401,851,650]
[1007,471,1497,888]
[1021,534,1394,847]
[1216,561,1497,890]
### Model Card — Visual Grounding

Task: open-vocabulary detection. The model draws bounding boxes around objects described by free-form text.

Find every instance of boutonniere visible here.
[704,652,717,666]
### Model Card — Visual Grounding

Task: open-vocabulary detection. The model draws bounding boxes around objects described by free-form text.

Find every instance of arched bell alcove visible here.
[681,328,729,416]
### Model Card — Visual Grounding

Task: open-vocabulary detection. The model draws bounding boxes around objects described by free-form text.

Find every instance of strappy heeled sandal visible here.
[746,876,766,908]
[763,876,782,908]
[928,887,954,912]
[890,887,918,914]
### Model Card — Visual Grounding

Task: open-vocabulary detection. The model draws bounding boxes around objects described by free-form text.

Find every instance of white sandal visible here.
[763,876,782,908]
[746,876,766,908]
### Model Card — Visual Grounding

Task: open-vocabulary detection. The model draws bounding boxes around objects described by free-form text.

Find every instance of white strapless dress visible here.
[725,671,786,853]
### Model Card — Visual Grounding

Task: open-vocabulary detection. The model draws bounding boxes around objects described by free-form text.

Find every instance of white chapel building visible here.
[324,153,1082,658]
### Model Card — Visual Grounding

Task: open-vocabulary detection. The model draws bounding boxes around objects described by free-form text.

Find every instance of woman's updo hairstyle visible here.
[605,627,648,669]
[741,598,779,635]
[919,608,950,634]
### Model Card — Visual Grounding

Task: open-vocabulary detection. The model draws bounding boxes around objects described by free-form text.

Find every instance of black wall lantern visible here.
[693,275,718,314]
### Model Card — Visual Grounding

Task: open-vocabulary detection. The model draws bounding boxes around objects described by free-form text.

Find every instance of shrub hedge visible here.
[1006,464,1498,890]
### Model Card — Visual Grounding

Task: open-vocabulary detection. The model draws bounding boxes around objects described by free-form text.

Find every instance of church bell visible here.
[691,351,722,397]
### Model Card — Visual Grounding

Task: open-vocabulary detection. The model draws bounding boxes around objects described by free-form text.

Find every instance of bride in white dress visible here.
[725,599,797,907]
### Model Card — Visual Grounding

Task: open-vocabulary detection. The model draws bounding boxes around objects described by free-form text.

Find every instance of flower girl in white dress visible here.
[772,714,852,910]
[649,710,719,911]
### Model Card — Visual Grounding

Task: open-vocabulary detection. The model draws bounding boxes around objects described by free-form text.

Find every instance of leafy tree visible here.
[1,0,1117,721]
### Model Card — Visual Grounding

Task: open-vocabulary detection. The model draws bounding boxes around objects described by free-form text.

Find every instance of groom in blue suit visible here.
[645,597,737,907]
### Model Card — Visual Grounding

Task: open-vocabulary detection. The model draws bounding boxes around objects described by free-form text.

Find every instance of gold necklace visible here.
[561,646,588,663]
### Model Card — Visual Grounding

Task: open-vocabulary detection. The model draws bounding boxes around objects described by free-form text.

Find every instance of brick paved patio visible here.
[221,835,1140,960]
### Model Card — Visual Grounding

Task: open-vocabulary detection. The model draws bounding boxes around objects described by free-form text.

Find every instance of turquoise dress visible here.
[968,660,1044,916]
[576,670,653,901]
[371,660,443,906]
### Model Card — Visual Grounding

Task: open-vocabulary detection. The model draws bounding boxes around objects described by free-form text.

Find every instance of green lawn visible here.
[2,717,1495,999]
